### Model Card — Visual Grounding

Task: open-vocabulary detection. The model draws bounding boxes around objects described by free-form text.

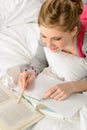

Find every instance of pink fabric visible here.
[78,5,87,58]
[80,4,87,20]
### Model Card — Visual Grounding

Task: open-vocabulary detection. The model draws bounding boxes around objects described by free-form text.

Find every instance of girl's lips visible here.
[49,47,59,52]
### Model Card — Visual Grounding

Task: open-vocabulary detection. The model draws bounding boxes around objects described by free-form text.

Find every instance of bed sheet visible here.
[0,0,42,29]
[0,0,87,130]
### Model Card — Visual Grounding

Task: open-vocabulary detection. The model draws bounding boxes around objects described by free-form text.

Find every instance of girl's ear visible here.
[71,26,78,37]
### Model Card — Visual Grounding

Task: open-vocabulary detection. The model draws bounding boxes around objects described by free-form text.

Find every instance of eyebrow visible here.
[40,33,62,39]
[41,33,62,40]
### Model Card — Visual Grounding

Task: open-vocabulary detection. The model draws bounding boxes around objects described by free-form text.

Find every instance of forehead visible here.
[40,26,65,37]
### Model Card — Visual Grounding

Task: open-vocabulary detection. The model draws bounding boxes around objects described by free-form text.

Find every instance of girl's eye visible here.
[42,36,46,38]
[54,38,62,41]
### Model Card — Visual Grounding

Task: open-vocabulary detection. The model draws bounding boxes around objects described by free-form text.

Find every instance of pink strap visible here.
[78,21,87,58]
[80,5,87,20]
[78,5,87,58]
[78,4,87,58]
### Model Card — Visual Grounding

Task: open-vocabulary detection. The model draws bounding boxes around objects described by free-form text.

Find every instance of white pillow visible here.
[0,0,41,29]
[44,47,87,81]
[0,23,40,84]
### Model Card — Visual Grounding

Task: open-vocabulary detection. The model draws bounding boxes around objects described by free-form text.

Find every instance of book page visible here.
[0,99,44,130]
[24,73,62,100]
[0,88,10,103]
[40,93,87,119]
[0,83,15,106]
[25,93,87,119]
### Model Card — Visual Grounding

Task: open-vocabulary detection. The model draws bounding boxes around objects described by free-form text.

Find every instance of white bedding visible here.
[0,0,87,130]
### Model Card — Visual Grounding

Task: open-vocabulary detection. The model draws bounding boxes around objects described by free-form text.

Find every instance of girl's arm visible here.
[27,40,48,75]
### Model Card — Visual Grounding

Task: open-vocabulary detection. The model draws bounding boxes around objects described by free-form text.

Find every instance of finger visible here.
[50,87,63,99]
[50,91,59,98]
[54,93,67,101]
[27,74,33,82]
[27,72,35,84]
[44,87,57,99]
[58,95,67,101]
[22,77,28,90]
[21,72,29,90]
[45,85,57,92]
[18,74,24,87]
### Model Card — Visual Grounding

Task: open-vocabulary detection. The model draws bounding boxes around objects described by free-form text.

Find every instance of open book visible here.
[0,82,44,130]
[15,73,87,119]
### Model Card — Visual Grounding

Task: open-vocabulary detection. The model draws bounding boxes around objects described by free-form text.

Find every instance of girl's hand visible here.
[18,70,36,90]
[44,82,74,101]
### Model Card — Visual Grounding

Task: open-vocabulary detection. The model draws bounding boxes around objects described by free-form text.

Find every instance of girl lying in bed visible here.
[18,0,87,101]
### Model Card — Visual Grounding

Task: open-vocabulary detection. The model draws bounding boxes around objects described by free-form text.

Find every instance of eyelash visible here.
[42,36,46,38]
[54,38,61,41]
[42,36,61,41]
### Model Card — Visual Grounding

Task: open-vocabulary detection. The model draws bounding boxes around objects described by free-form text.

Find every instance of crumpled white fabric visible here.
[25,113,80,130]
[0,0,41,30]
[0,23,40,86]
[80,105,87,130]
[0,1,87,130]
[0,23,39,69]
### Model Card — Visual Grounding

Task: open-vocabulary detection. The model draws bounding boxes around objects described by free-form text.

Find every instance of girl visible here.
[19,0,87,101]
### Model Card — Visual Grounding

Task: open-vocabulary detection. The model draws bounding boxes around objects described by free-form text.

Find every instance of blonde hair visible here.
[38,0,83,32]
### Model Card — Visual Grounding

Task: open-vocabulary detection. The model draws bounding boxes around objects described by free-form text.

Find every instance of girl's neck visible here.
[63,37,78,55]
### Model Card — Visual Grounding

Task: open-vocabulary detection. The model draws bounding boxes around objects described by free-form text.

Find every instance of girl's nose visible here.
[45,39,52,47]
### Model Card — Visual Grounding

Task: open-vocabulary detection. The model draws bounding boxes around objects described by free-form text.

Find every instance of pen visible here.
[18,72,31,104]
[18,89,25,104]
